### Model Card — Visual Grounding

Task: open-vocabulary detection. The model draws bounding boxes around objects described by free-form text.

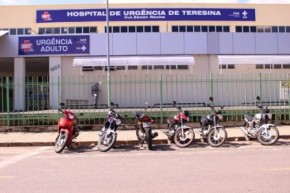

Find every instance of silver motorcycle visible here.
[240,96,279,145]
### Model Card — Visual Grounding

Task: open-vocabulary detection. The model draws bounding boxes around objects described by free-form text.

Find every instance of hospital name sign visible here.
[18,35,90,55]
[36,8,255,23]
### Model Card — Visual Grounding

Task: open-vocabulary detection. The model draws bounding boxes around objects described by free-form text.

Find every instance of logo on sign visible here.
[41,11,52,21]
[21,40,34,52]
[242,10,248,19]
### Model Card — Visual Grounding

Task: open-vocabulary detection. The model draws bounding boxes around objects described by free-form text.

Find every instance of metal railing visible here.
[0,73,290,127]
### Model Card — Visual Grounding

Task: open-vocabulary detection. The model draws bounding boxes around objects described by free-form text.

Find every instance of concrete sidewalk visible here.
[0,126,290,147]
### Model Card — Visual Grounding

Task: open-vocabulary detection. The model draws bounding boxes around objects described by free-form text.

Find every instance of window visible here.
[152,26,159,32]
[209,26,215,32]
[194,26,201,32]
[68,27,75,33]
[223,26,230,32]
[76,27,83,33]
[283,64,290,69]
[279,26,286,33]
[265,64,272,69]
[179,26,186,32]
[274,64,282,69]
[250,26,257,32]
[243,26,250,32]
[172,26,178,32]
[90,27,97,33]
[17,28,24,35]
[10,28,16,35]
[83,27,90,33]
[177,65,189,70]
[116,66,125,70]
[154,65,164,70]
[54,28,60,34]
[144,26,151,32]
[201,26,208,32]
[137,26,144,32]
[256,64,264,69]
[216,26,223,32]
[113,26,120,33]
[121,26,128,32]
[236,26,242,32]
[187,26,193,32]
[129,26,136,32]
[128,66,138,70]
[220,64,235,69]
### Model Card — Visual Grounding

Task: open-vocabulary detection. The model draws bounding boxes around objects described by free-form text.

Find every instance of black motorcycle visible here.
[198,97,227,147]
[97,103,123,152]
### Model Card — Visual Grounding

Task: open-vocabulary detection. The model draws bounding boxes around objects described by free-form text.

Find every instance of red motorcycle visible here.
[55,103,83,153]
[165,101,195,148]
[134,103,158,150]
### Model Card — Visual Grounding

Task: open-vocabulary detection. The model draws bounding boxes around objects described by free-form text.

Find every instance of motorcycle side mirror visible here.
[256,96,260,101]
[110,102,115,106]
[79,113,84,116]
[209,97,214,101]
[60,103,65,107]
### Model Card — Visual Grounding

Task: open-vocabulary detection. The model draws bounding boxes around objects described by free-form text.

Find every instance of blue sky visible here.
[0,0,290,5]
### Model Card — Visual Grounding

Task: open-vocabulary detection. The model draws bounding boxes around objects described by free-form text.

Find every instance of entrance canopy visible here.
[73,55,195,67]
[218,55,290,64]
[0,30,9,37]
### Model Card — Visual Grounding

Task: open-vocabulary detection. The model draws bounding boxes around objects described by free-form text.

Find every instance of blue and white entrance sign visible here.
[18,35,90,55]
[36,8,255,23]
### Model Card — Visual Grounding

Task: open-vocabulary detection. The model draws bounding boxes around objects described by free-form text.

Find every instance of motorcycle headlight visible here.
[186,117,190,121]
[68,113,75,120]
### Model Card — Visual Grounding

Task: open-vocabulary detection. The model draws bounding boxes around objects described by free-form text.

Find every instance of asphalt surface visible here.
[0,125,290,147]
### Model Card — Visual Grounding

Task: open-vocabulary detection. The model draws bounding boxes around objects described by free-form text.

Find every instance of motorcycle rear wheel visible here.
[55,132,69,153]
[207,127,227,147]
[98,132,117,152]
[174,128,195,148]
[257,126,279,145]
[145,128,153,150]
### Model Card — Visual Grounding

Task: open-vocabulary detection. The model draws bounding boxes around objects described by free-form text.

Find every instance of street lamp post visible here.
[106,0,111,107]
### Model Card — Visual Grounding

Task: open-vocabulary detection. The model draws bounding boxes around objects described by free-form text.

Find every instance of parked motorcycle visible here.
[198,97,227,147]
[133,103,158,150]
[98,103,123,152]
[240,96,279,145]
[55,103,83,153]
[165,101,195,148]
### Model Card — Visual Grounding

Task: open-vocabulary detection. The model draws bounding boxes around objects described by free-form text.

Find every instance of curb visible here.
[1,135,289,147]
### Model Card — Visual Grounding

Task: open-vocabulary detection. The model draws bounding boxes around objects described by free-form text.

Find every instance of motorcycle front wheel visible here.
[174,128,195,148]
[207,127,227,147]
[136,126,146,143]
[98,132,117,152]
[257,126,279,145]
[55,132,69,153]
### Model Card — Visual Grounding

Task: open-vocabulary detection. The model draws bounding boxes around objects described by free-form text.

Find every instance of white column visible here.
[49,56,62,109]
[14,57,25,111]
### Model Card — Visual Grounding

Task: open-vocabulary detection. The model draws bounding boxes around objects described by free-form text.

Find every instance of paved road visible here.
[1,140,290,193]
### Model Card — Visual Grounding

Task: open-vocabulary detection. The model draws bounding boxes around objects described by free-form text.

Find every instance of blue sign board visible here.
[36,8,255,23]
[18,35,90,55]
